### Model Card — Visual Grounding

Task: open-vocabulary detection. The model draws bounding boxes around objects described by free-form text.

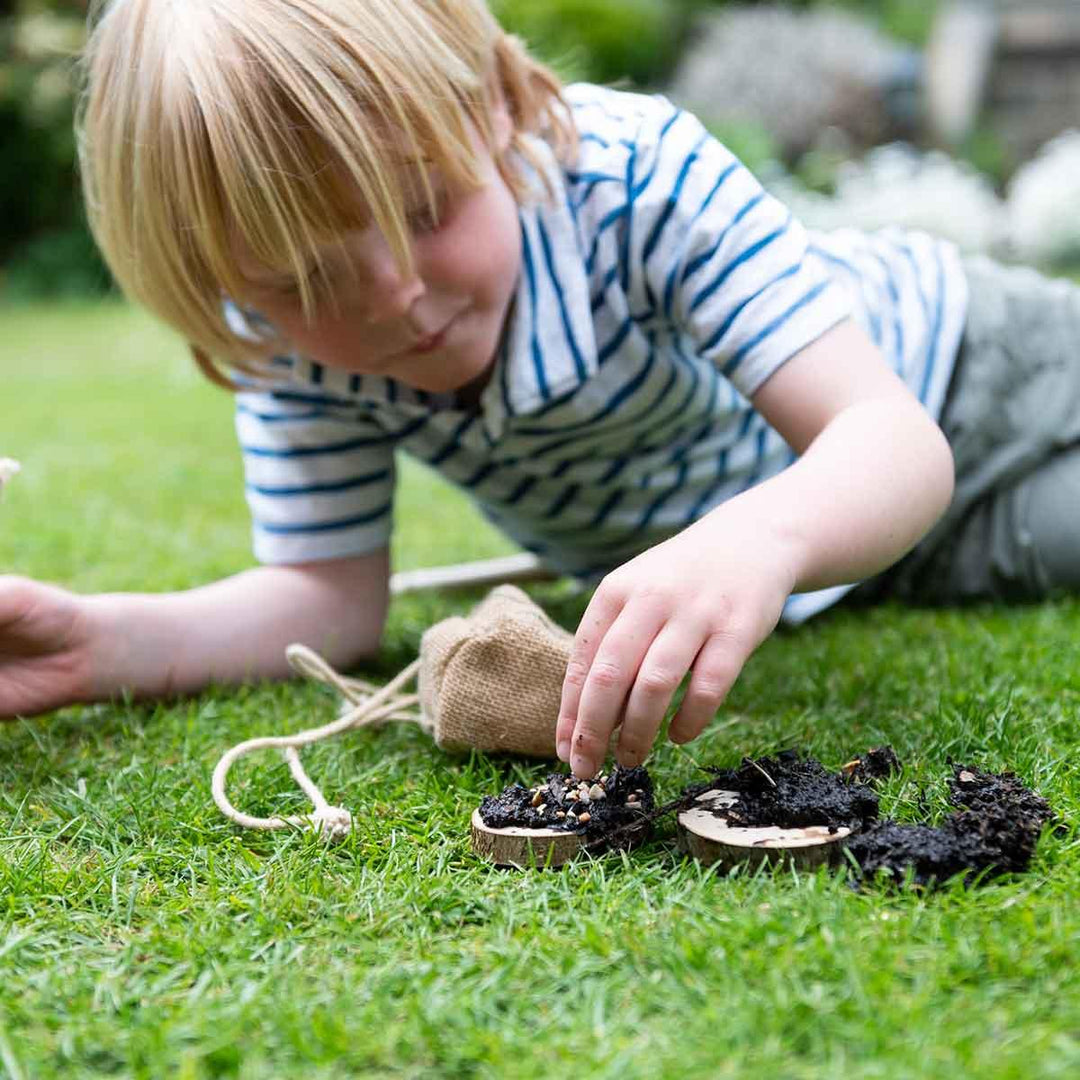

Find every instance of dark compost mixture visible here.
[693,749,1052,887]
[846,765,1054,887]
[692,748,890,832]
[477,749,1053,887]
[478,765,656,849]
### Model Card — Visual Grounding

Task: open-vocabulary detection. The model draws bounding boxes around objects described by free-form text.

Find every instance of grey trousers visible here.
[866,256,1080,604]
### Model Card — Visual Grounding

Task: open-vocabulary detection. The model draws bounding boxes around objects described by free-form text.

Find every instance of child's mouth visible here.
[407,316,457,355]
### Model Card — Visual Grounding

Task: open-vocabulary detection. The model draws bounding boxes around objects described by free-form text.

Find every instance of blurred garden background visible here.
[6,0,1080,304]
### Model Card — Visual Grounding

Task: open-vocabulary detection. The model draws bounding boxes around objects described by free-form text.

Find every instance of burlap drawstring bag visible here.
[212,585,573,839]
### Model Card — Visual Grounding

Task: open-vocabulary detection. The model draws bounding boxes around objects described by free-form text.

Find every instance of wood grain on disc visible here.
[677,790,852,868]
[470,808,585,868]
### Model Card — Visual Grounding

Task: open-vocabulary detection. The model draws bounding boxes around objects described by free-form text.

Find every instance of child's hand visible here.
[0,576,95,719]
[555,321,957,778]
[555,510,796,778]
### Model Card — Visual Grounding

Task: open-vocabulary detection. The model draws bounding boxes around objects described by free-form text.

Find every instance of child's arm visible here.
[556,318,954,778]
[0,551,389,719]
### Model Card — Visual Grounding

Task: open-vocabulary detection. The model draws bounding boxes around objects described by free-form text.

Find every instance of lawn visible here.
[1,301,1078,1079]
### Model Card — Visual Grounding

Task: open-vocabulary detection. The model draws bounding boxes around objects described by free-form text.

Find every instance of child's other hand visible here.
[0,576,94,719]
[555,511,795,778]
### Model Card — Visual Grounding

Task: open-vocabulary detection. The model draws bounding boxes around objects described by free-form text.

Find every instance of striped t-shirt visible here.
[232,84,968,622]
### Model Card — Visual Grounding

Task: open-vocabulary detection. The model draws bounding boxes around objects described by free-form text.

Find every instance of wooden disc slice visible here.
[677,789,852,868]
[470,808,585,868]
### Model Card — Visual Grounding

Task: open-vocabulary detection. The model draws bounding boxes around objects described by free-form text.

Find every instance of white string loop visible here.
[211,646,423,841]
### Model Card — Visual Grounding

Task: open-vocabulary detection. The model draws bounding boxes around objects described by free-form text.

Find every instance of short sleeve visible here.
[624,100,852,397]
[235,388,397,564]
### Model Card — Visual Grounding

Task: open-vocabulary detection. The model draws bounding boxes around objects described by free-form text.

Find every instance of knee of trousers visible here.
[931,446,1080,603]
[1015,445,1080,594]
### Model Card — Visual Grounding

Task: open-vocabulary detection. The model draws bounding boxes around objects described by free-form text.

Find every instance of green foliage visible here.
[492,0,695,86]
[858,0,940,47]
[959,124,1015,192]
[2,222,111,301]
[705,120,783,178]
[697,0,941,47]
[0,2,111,300]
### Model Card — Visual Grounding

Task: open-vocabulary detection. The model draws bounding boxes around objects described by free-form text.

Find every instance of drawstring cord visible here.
[211,645,425,841]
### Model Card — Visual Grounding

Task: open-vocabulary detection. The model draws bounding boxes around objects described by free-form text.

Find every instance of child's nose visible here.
[364,245,426,322]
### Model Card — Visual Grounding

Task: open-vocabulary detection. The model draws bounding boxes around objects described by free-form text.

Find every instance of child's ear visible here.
[487,78,514,155]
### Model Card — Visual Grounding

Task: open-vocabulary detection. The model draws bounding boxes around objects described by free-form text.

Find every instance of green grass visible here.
[1,301,1078,1079]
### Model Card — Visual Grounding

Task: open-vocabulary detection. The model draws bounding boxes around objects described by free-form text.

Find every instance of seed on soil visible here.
[474,765,656,867]
[958,770,976,783]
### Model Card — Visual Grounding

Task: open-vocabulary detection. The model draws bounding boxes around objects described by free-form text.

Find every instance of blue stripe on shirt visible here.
[690,216,791,315]
[680,192,766,285]
[538,216,588,381]
[810,244,883,345]
[241,415,426,457]
[641,132,709,268]
[918,245,945,404]
[246,468,391,497]
[520,224,550,401]
[662,159,741,320]
[255,501,392,535]
[701,262,801,354]
[237,403,326,423]
[722,279,833,376]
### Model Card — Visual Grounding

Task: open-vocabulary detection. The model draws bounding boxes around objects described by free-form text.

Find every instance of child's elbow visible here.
[922,414,956,524]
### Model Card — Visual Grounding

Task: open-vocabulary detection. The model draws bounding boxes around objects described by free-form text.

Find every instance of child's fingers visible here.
[615,623,703,767]
[667,631,748,744]
[554,710,576,763]
[566,604,665,778]
[0,575,35,628]
[556,589,623,761]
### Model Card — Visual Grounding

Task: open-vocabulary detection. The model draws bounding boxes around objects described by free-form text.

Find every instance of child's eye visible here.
[407,194,446,235]
[279,264,330,299]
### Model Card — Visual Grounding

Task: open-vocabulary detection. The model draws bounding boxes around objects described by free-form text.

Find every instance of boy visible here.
[2,1,1076,783]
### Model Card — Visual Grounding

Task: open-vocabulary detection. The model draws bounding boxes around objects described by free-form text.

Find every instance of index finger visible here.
[555,588,624,765]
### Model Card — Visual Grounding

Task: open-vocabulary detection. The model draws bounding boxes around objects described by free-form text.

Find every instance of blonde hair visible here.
[78,0,575,388]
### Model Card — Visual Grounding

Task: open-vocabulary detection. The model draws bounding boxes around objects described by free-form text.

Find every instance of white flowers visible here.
[1006,131,1080,266]
[769,144,1006,254]
[770,133,1080,269]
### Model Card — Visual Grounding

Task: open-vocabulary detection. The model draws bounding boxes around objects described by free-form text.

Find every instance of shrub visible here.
[492,0,694,86]
[0,1,111,300]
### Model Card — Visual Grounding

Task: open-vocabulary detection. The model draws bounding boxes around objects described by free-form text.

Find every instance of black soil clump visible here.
[843,746,902,784]
[845,764,1054,887]
[695,749,883,833]
[688,750,1052,888]
[478,765,655,848]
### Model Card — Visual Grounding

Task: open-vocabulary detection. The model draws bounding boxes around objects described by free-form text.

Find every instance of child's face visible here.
[232,114,521,395]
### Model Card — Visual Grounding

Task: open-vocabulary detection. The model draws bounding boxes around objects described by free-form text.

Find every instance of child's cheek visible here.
[424,227,487,291]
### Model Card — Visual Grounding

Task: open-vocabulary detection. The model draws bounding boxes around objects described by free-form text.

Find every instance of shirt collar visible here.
[476,136,599,441]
